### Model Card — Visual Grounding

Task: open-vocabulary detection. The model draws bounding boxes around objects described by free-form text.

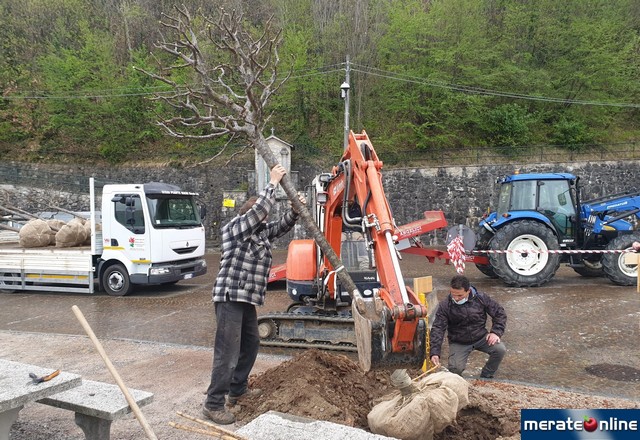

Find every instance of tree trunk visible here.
[252,134,359,298]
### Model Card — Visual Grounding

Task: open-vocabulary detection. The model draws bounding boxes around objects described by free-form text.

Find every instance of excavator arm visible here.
[321,131,428,369]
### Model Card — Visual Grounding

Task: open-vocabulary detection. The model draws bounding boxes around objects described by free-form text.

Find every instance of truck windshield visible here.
[146,196,201,228]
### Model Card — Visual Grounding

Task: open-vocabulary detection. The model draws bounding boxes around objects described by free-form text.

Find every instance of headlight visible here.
[150,267,171,275]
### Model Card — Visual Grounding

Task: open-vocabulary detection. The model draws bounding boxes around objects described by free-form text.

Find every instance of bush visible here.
[551,116,594,151]
[481,104,532,154]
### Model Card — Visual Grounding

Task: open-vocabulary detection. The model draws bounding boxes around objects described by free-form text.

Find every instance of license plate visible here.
[183,273,193,280]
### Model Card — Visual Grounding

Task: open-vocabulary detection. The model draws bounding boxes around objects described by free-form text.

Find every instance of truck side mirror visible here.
[111,196,126,204]
[200,204,207,220]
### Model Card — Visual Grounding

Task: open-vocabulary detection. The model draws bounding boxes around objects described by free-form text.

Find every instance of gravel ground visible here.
[4,331,639,440]
[3,331,287,440]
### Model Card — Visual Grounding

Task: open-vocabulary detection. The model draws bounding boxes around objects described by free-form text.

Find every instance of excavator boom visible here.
[259,131,431,370]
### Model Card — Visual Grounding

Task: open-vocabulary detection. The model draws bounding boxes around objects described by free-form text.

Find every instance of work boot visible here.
[227,388,263,406]
[202,406,236,425]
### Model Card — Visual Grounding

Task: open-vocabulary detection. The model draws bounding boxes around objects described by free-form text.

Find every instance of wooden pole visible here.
[169,422,227,438]
[0,204,38,220]
[176,411,247,439]
[0,205,61,231]
[71,305,158,440]
[6,204,40,219]
[49,204,89,219]
[0,223,20,232]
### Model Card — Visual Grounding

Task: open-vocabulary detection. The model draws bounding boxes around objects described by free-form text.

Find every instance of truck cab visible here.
[99,182,207,295]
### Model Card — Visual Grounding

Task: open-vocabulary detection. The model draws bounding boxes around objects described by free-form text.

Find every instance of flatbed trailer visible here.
[0,230,104,293]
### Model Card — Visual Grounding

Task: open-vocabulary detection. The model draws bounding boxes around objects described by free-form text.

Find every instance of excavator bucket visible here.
[352,296,427,372]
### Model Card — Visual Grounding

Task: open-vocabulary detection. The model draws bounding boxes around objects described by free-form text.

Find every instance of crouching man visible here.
[429,275,507,379]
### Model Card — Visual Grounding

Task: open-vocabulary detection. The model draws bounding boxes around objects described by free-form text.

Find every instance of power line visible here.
[1,64,345,100]
[4,61,639,108]
[289,68,343,79]
[349,63,640,108]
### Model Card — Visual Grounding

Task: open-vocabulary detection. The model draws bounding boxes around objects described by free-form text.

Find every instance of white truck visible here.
[0,179,207,296]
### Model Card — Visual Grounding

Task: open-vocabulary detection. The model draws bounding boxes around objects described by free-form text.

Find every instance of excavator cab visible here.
[284,230,378,310]
[336,230,380,302]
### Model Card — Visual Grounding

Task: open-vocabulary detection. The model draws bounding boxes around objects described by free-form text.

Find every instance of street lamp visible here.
[341,81,350,150]
[340,81,350,99]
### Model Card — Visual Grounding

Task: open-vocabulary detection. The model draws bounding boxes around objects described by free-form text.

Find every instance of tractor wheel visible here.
[601,233,640,286]
[102,263,133,296]
[489,220,560,287]
[475,228,498,278]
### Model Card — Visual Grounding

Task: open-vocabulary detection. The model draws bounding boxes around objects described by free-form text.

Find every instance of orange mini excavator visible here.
[258,131,448,371]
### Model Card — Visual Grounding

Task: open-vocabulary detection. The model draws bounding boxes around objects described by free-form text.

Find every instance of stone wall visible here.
[384,161,640,244]
[1,160,638,248]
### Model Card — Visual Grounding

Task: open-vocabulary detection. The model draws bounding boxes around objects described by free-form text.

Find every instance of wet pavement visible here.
[1,249,639,401]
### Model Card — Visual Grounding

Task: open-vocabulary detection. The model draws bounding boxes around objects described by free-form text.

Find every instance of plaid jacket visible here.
[212,184,299,306]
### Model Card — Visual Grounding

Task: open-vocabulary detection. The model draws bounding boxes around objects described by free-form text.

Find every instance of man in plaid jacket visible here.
[203,164,304,425]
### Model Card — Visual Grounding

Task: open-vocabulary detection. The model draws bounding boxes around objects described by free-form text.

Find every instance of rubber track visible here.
[258,312,358,352]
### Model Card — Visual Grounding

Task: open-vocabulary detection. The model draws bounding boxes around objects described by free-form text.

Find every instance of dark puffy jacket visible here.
[429,286,507,357]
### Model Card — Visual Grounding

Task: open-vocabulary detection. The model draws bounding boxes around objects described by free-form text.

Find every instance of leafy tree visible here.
[551,115,594,150]
[1,0,639,162]
[481,103,532,153]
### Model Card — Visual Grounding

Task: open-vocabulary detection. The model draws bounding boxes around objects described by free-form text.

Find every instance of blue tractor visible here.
[475,172,640,287]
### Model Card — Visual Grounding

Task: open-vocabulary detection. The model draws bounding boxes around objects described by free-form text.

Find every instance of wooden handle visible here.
[169,421,242,439]
[72,305,158,440]
[176,411,247,439]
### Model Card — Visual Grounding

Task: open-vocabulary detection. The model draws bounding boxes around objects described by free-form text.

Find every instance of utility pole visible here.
[341,55,351,151]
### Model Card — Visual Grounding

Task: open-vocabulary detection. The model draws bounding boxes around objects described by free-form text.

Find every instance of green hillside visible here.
[1,0,638,166]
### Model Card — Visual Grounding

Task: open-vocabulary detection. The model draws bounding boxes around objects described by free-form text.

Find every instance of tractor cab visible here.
[493,173,578,243]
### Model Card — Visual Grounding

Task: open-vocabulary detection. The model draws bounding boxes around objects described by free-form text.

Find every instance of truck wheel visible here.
[102,264,132,296]
[0,272,20,293]
[602,233,640,286]
[475,229,498,278]
[489,220,560,287]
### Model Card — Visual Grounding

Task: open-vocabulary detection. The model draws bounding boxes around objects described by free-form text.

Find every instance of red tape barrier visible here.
[447,235,466,274]
[473,249,637,254]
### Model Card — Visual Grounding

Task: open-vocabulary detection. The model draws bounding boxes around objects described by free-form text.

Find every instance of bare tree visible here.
[135,5,361,298]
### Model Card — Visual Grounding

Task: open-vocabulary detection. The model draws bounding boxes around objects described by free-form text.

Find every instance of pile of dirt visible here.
[233,349,397,428]
[233,350,640,440]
